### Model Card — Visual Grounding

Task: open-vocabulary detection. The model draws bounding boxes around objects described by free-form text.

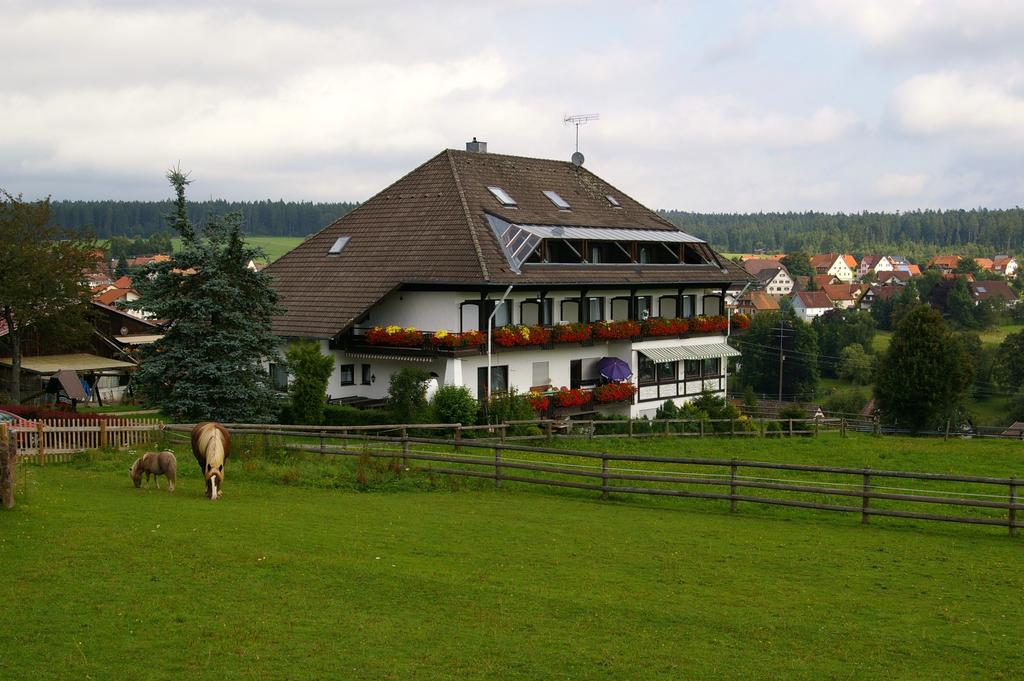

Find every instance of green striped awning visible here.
[639,342,741,363]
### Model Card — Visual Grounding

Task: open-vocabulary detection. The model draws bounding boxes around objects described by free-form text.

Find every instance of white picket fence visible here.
[1,417,163,464]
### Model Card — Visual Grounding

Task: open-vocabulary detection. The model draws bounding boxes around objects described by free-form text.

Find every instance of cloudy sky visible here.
[3,0,1023,212]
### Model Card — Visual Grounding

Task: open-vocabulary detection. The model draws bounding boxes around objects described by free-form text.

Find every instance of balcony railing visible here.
[341,315,748,355]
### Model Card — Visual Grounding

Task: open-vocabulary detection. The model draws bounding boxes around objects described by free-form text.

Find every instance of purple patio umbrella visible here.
[596,357,632,382]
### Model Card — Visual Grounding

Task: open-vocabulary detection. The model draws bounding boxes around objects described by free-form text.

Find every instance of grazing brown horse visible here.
[129,450,177,492]
[191,422,231,500]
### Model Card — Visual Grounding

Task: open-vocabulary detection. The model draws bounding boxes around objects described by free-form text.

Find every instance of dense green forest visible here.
[50,199,358,238]
[49,200,1024,258]
[660,208,1024,257]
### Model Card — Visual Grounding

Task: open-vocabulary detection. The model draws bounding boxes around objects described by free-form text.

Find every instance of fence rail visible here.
[1,418,162,464]
[164,424,1024,536]
[232,428,1020,536]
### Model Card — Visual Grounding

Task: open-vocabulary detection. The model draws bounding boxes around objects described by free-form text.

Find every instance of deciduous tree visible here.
[0,191,99,402]
[874,306,974,431]
[284,340,334,425]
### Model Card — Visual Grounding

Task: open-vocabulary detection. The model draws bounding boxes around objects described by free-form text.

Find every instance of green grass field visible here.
[172,235,307,263]
[3,433,1023,680]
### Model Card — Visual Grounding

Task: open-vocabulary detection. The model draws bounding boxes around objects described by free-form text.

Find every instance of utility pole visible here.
[777,317,785,402]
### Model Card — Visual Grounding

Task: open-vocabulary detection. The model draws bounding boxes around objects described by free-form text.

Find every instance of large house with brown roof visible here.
[266,142,749,417]
[810,253,855,282]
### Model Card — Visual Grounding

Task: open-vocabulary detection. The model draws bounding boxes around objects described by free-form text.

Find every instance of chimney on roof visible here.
[465,137,487,153]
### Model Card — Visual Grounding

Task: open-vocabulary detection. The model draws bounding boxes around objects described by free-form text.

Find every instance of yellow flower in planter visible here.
[435,329,450,339]
[385,325,401,334]
[520,326,530,341]
[405,327,417,333]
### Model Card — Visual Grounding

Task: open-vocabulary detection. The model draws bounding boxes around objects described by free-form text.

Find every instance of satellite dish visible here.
[571,151,584,167]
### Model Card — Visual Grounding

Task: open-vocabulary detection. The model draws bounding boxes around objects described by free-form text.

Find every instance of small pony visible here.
[191,422,231,501]
[129,450,177,492]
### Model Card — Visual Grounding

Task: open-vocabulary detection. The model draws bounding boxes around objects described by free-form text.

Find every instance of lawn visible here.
[171,235,307,263]
[3,434,1023,680]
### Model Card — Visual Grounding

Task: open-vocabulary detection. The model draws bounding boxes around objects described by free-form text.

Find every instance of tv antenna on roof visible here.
[564,113,599,166]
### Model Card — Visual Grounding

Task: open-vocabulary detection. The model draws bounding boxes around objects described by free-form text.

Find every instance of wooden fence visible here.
[2,418,163,464]
[163,424,1022,536]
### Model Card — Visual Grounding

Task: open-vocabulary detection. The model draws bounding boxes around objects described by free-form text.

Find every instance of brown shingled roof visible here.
[794,290,833,308]
[267,148,748,338]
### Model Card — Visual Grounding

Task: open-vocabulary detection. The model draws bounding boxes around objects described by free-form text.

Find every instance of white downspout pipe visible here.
[486,284,514,419]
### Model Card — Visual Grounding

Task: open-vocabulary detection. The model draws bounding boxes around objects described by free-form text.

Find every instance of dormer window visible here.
[606,195,621,207]
[543,190,571,210]
[328,236,349,256]
[487,186,517,207]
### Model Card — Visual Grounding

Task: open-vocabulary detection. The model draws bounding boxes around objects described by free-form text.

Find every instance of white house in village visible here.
[756,267,793,296]
[810,253,855,282]
[857,255,893,279]
[791,290,834,322]
[265,142,751,418]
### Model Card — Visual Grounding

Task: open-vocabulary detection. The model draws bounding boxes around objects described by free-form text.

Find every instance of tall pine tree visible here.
[130,170,282,422]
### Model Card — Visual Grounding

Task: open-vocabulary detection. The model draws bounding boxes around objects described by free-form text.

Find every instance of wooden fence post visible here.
[37,421,45,466]
[699,419,704,438]
[587,421,594,439]
[100,420,108,449]
[494,445,502,489]
[1010,478,1018,538]
[730,459,738,513]
[401,427,409,466]
[627,419,634,438]
[788,419,794,438]
[861,471,871,524]
[841,418,847,438]
[601,456,609,500]
[759,418,765,438]
[873,415,880,436]
[944,418,951,441]
[500,424,506,443]
[262,426,270,456]
[455,426,462,452]
[319,430,325,456]
[665,419,671,436]
[545,420,553,441]
[1,433,15,508]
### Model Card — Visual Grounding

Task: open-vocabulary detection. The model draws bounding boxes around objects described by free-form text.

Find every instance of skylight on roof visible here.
[543,190,571,210]
[328,236,350,256]
[606,195,621,207]
[487,186,517,207]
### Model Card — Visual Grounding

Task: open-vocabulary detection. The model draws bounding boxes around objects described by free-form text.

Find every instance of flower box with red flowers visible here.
[731,313,751,330]
[593,382,638,404]
[592,320,641,341]
[553,387,592,408]
[430,329,484,349]
[492,325,551,347]
[365,325,425,347]
[689,315,728,334]
[552,323,592,344]
[527,392,551,412]
[642,317,690,337]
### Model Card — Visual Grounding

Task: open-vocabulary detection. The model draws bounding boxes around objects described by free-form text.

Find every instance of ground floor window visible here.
[638,355,678,385]
[361,364,372,385]
[339,364,355,386]
[684,357,722,379]
[270,363,288,390]
[477,365,509,400]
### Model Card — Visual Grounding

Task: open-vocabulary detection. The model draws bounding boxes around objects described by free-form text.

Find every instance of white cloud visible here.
[793,0,1024,59]
[888,71,1024,143]
[873,173,928,199]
